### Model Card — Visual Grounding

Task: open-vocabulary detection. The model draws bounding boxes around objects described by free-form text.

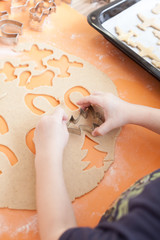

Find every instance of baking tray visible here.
[87,0,160,81]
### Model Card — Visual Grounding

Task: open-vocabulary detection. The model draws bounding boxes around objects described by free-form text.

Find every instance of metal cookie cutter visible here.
[33,0,55,5]
[0,11,9,20]
[0,19,23,44]
[10,0,30,14]
[67,106,104,135]
[29,0,56,31]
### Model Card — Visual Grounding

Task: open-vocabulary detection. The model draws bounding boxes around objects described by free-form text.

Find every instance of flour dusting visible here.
[11,214,38,238]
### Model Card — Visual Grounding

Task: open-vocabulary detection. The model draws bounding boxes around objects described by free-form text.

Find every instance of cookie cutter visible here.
[30,1,56,22]
[0,11,9,20]
[0,19,23,44]
[10,0,30,14]
[34,0,60,6]
[29,0,56,30]
[67,106,104,135]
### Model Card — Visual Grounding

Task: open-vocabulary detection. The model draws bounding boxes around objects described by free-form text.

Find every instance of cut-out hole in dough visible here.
[82,136,106,171]
[0,145,18,166]
[0,62,17,81]
[47,55,83,78]
[26,128,35,154]
[64,86,90,110]
[25,94,60,115]
[0,62,28,82]
[19,71,31,86]
[23,44,53,70]
[19,70,55,89]
[0,62,15,82]
[0,116,8,134]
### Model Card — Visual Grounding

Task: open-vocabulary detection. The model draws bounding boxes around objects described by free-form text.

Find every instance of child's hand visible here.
[77,92,130,136]
[34,107,69,155]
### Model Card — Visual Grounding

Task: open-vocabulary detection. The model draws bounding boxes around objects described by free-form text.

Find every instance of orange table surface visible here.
[0,1,160,239]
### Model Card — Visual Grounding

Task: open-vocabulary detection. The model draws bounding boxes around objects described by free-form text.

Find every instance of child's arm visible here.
[34,108,77,240]
[34,93,160,240]
[77,92,160,136]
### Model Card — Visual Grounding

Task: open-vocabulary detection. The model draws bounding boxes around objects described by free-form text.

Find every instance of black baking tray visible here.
[87,0,160,81]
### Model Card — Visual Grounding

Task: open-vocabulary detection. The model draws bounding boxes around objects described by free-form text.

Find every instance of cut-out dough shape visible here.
[153,30,160,45]
[152,3,160,14]
[137,14,160,31]
[47,55,83,78]
[136,43,159,61]
[0,42,120,209]
[115,26,137,47]
[152,60,160,69]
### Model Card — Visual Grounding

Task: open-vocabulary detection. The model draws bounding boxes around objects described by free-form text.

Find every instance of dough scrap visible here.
[0,42,120,209]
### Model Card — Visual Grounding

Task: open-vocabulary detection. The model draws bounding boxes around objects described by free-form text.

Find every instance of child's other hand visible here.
[77,92,130,136]
[34,107,69,155]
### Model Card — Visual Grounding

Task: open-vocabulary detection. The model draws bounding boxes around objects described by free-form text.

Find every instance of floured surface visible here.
[0,42,120,209]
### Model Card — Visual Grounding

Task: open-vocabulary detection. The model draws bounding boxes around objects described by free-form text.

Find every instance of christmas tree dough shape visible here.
[0,42,120,209]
